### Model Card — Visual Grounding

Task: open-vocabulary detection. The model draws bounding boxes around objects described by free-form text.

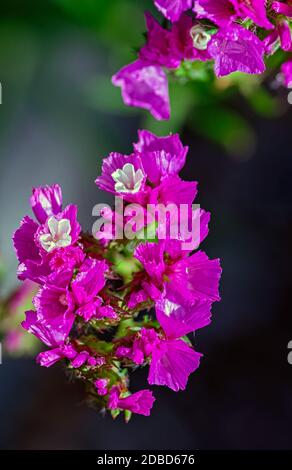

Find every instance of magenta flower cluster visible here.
[113,0,292,120]
[13,130,222,420]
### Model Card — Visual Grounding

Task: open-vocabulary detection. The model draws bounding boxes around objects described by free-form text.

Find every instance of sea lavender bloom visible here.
[262,2,292,53]
[194,0,273,29]
[108,387,155,416]
[133,240,221,307]
[208,24,266,77]
[140,12,182,68]
[112,12,184,121]
[117,308,206,391]
[95,378,109,396]
[96,130,197,210]
[154,0,193,22]
[173,15,212,61]
[32,270,75,336]
[30,184,62,225]
[148,336,202,391]
[13,185,81,283]
[14,130,222,419]
[112,60,170,120]
[281,59,292,86]
[22,309,76,367]
[272,1,292,17]
[71,258,117,321]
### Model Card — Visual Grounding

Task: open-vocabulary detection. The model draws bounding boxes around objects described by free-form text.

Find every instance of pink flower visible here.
[134,240,221,307]
[48,245,85,273]
[112,59,170,120]
[94,378,109,396]
[134,129,188,177]
[22,309,76,367]
[95,151,146,201]
[30,184,62,224]
[71,258,117,321]
[281,59,292,87]
[117,322,204,391]
[95,130,196,210]
[172,14,211,61]
[272,1,292,18]
[108,386,155,416]
[148,337,202,391]
[154,0,193,22]
[32,270,75,337]
[194,0,273,29]
[193,0,238,27]
[14,129,223,418]
[155,297,212,339]
[13,185,81,283]
[117,328,161,365]
[208,24,266,77]
[264,2,292,53]
[140,12,181,68]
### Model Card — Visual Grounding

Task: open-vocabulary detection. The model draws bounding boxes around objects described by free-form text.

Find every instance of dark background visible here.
[0,0,292,450]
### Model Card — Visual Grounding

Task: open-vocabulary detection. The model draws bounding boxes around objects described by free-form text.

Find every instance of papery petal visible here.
[95,151,145,198]
[33,271,75,337]
[194,0,238,27]
[277,19,292,51]
[154,0,193,22]
[13,216,41,264]
[139,12,181,68]
[272,1,292,17]
[108,386,155,416]
[30,184,62,224]
[208,24,265,77]
[36,348,64,367]
[148,339,202,391]
[71,351,90,368]
[71,258,107,305]
[61,204,81,244]
[281,59,292,87]
[135,241,165,285]
[150,175,198,206]
[112,60,170,121]
[175,251,222,301]
[134,129,188,182]
[232,0,273,29]
[96,305,118,320]
[155,297,212,338]
[22,310,66,347]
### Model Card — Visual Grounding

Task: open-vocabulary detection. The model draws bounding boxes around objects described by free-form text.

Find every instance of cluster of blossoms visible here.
[113,0,292,119]
[13,130,221,420]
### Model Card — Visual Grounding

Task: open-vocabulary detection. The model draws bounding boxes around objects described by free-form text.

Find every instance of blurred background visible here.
[0,0,292,450]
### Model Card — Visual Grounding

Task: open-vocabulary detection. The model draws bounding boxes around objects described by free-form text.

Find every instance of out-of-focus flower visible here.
[113,2,292,119]
[281,59,292,86]
[108,387,155,417]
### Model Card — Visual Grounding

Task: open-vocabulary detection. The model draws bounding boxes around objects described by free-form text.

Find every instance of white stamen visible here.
[163,299,180,317]
[190,25,211,51]
[39,216,72,252]
[112,163,144,194]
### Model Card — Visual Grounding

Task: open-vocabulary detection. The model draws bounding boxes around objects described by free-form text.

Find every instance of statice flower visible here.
[154,0,194,22]
[113,1,292,119]
[281,59,292,86]
[13,130,221,421]
[194,0,273,29]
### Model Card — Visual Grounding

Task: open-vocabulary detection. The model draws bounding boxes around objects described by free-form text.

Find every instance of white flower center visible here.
[39,216,72,252]
[163,299,180,317]
[190,25,211,51]
[112,163,144,194]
